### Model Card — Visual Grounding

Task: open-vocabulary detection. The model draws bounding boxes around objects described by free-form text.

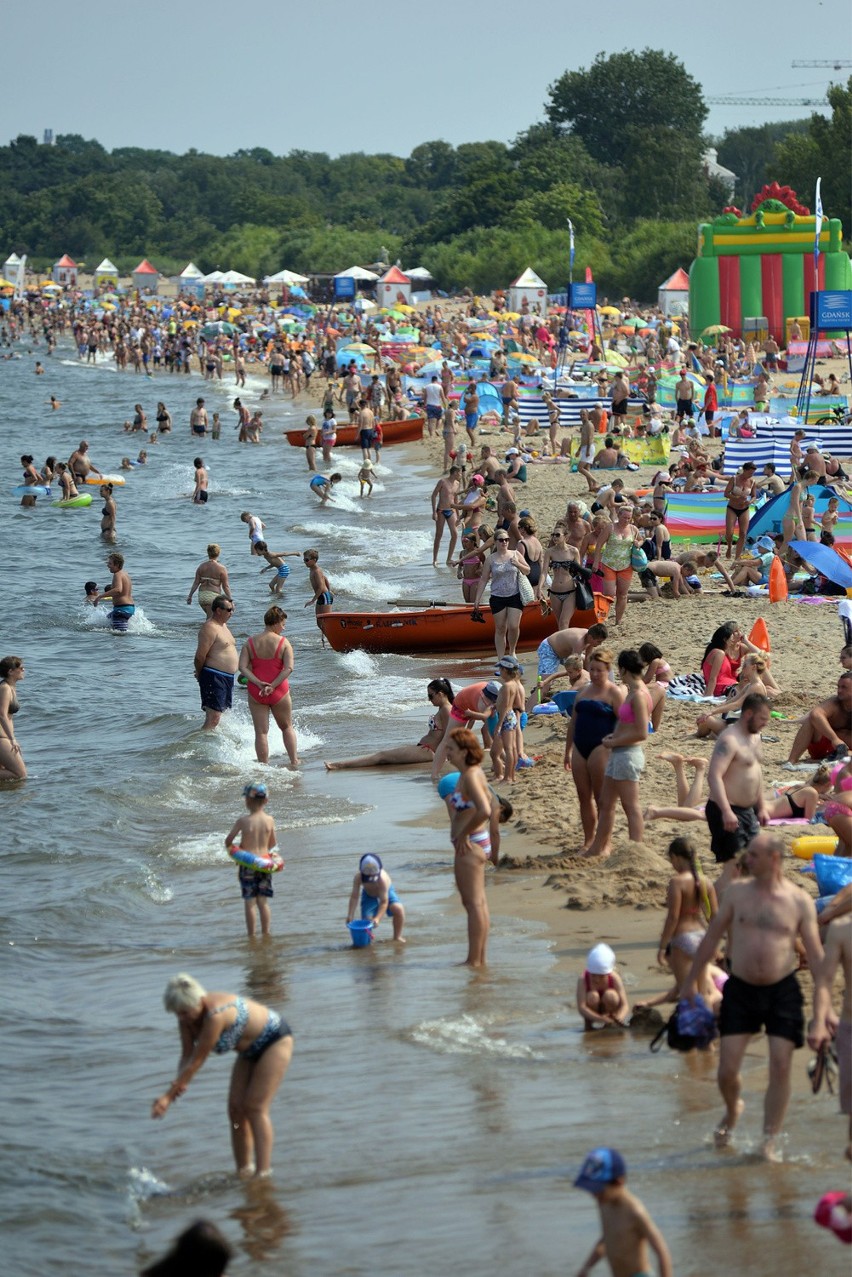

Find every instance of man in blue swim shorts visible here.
[104,552,135,633]
[194,595,239,729]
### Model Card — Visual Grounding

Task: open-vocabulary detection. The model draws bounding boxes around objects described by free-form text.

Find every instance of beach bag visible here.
[569,562,594,612]
[630,545,649,572]
[517,569,535,606]
[649,996,718,1053]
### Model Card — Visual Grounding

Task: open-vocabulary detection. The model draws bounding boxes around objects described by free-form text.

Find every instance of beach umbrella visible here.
[507,352,540,365]
[340,342,376,354]
[620,316,646,329]
[396,304,415,313]
[201,320,237,337]
[701,324,732,337]
[42,282,62,292]
[598,305,621,316]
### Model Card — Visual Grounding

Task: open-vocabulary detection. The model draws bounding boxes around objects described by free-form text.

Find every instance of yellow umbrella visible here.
[42,282,62,292]
[396,303,415,313]
[604,350,628,367]
[0,277,15,289]
[507,352,540,364]
[598,305,620,316]
[502,311,521,320]
[340,342,376,353]
[100,302,115,311]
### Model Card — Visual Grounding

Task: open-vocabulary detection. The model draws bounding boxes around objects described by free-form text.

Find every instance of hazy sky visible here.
[7,0,851,157]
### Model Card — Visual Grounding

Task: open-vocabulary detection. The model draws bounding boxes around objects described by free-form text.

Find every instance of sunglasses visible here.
[495,537,509,543]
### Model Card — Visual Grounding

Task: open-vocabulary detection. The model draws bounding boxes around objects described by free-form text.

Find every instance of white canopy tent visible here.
[334,266,379,281]
[202,270,225,284]
[404,266,433,280]
[265,268,310,285]
[220,269,255,285]
[94,257,119,289]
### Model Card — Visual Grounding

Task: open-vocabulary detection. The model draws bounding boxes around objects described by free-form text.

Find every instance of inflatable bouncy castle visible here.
[689,183,852,343]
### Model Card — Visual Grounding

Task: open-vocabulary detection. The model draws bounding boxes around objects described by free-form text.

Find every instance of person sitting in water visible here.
[576,943,630,1029]
[309,473,341,504]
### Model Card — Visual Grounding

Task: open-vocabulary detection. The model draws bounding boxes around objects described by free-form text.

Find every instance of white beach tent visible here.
[265,269,310,285]
[94,258,119,289]
[508,266,547,314]
[378,265,412,306]
[202,270,226,284]
[658,267,689,318]
[335,266,379,281]
[220,270,255,285]
[174,262,205,297]
[405,266,433,281]
[3,252,22,279]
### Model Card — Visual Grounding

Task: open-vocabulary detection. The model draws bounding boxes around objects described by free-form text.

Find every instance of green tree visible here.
[607,220,697,301]
[770,78,851,229]
[715,120,809,208]
[507,182,604,237]
[545,50,706,219]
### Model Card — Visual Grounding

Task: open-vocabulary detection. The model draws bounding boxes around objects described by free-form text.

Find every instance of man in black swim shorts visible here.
[681,834,823,1161]
[706,693,770,893]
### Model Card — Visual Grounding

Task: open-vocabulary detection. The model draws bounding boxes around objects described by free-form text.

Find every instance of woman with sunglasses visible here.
[539,526,581,627]
[473,529,531,659]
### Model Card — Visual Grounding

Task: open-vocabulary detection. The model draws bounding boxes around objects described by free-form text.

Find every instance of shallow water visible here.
[0,342,844,1275]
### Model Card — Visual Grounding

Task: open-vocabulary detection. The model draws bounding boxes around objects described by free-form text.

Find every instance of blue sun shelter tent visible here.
[747,483,852,543]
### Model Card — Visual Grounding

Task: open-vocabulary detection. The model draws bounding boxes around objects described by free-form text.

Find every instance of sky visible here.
[6,0,851,158]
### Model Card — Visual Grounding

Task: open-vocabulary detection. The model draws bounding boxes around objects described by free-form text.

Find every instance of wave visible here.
[408,1013,543,1060]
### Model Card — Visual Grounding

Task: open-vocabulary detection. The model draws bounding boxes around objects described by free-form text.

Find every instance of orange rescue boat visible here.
[284,417,424,447]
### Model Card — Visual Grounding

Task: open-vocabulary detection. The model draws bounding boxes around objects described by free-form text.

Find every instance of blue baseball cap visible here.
[437,771,461,799]
[243,782,268,798]
[574,1147,626,1194]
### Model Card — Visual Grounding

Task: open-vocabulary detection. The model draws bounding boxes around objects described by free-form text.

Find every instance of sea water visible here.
[0,346,841,1275]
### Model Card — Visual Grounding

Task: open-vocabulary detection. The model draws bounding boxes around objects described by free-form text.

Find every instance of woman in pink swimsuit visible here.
[238,606,299,767]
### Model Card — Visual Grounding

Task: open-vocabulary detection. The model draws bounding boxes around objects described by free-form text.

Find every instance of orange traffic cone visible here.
[749,617,771,649]
[768,556,788,604]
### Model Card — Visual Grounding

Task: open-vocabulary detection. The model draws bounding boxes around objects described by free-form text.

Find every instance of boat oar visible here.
[385,598,451,608]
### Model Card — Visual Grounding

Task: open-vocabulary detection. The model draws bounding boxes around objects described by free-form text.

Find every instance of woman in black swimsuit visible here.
[517,516,543,589]
[564,649,625,849]
[155,402,172,433]
[764,766,832,821]
[539,526,580,626]
[0,655,26,780]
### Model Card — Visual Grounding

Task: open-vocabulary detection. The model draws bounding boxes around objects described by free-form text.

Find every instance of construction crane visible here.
[791,59,851,69]
[707,96,828,106]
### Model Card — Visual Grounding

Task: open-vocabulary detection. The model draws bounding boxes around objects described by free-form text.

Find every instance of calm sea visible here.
[0,340,842,1275]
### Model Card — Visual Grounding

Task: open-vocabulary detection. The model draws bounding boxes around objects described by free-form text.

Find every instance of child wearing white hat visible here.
[576,943,630,1029]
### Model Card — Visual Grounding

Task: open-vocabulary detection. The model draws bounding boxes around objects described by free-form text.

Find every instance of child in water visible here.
[224,782,283,938]
[303,549,334,619]
[576,944,630,1029]
[255,541,302,595]
[358,458,374,497]
[573,1147,672,1277]
[346,854,405,941]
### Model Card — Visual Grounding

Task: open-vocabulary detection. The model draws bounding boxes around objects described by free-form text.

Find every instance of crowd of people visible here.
[4,281,852,1274]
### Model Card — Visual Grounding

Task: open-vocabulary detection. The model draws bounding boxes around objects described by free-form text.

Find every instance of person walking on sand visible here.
[705,692,771,896]
[194,596,238,730]
[681,833,823,1161]
[573,1147,672,1277]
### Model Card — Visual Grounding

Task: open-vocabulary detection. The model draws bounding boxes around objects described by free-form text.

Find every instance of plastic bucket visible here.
[348,920,373,948]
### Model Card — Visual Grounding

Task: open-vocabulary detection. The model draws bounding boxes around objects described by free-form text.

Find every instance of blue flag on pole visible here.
[814,177,823,270]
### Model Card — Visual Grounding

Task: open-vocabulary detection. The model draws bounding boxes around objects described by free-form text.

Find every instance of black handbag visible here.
[569,562,594,611]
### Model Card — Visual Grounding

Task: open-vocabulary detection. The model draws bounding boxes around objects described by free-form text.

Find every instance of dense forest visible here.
[1,51,848,299]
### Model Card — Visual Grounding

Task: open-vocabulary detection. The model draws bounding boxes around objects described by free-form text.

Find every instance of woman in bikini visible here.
[564,648,625,850]
[539,526,580,627]
[446,728,494,968]
[186,544,233,617]
[656,836,717,992]
[491,659,525,783]
[723,463,757,559]
[303,415,319,472]
[582,649,651,859]
[325,680,454,770]
[238,606,299,767]
[152,973,293,1178]
[0,655,26,780]
[456,533,484,603]
[822,763,852,855]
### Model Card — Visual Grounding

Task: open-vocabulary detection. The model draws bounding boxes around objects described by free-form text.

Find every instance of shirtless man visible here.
[577,410,597,491]
[682,833,823,1160]
[102,552,135,633]
[610,371,629,429]
[785,672,852,765]
[68,440,101,487]
[723,461,757,559]
[234,398,250,442]
[500,374,518,426]
[809,914,852,1160]
[430,467,460,567]
[194,596,238,729]
[705,691,770,895]
[756,463,785,497]
[674,370,694,422]
[804,444,827,480]
[477,446,501,483]
[536,624,608,686]
[343,367,361,421]
[192,457,208,504]
[190,398,208,438]
[564,503,589,552]
[542,391,561,454]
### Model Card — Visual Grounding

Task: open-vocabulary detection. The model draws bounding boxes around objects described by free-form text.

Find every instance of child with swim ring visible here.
[225,783,283,938]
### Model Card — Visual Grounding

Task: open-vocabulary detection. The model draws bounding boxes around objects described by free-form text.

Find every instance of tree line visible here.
[0,51,847,300]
